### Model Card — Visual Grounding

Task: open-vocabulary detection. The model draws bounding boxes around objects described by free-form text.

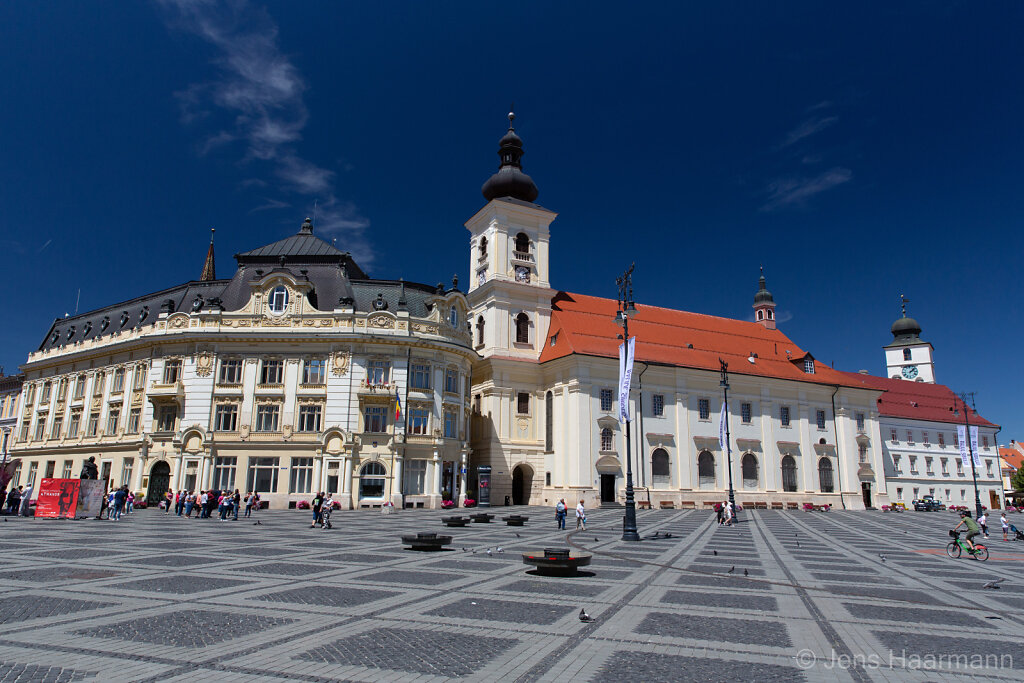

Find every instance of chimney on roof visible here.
[200,228,216,281]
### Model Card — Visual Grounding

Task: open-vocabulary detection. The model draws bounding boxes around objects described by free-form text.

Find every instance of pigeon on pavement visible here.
[982,578,1006,589]
[727,566,735,574]
[579,608,596,623]
[744,569,749,577]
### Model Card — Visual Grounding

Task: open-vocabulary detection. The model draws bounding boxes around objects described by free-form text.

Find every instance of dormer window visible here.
[139,306,149,322]
[120,311,130,327]
[268,286,288,314]
[449,308,458,327]
[803,358,815,374]
[514,232,530,255]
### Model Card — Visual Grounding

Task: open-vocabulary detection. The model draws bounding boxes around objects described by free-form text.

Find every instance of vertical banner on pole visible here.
[618,337,635,422]
[957,425,969,467]
[719,404,728,453]
[969,426,981,467]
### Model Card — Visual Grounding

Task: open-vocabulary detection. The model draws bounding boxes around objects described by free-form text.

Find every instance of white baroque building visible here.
[9,219,475,509]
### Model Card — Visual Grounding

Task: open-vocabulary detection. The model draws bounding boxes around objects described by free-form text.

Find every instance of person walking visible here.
[232,490,241,521]
[199,490,209,518]
[126,490,135,514]
[5,486,21,515]
[724,500,734,526]
[174,490,184,516]
[111,486,127,521]
[244,492,254,518]
[978,511,989,539]
[19,483,33,517]
[320,494,334,529]
[555,498,567,530]
[164,489,174,514]
[1002,512,1010,542]
[311,492,324,528]
[218,492,229,521]
[250,492,261,515]
[715,502,724,525]
[576,500,587,530]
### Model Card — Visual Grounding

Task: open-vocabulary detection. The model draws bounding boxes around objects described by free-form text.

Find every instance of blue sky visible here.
[1,2,1021,438]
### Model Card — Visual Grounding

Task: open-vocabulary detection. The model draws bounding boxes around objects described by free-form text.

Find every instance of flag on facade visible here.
[969,426,981,467]
[394,386,402,420]
[618,336,636,422]
[957,425,969,467]
[719,403,728,453]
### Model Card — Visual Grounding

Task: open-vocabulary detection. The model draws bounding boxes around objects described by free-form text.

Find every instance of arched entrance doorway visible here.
[511,465,533,505]
[147,461,171,505]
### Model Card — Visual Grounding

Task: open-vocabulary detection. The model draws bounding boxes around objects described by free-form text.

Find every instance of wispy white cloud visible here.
[248,198,290,213]
[761,167,852,211]
[778,115,838,149]
[159,0,371,260]
[37,238,52,253]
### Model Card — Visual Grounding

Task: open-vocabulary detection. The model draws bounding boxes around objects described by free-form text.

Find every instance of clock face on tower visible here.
[515,266,530,283]
[902,365,919,379]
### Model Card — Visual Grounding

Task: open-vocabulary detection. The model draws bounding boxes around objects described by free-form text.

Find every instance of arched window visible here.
[545,391,553,452]
[767,310,773,320]
[781,455,798,492]
[479,236,488,258]
[741,453,759,489]
[601,427,613,452]
[514,232,530,255]
[268,286,288,314]
[515,312,529,344]
[698,451,715,489]
[359,462,386,499]
[652,448,670,486]
[476,316,485,345]
[818,457,834,493]
[757,310,764,321]
[903,348,912,361]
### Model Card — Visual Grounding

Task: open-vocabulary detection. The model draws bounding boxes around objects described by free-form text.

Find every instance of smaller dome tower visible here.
[752,267,777,329]
[884,295,936,383]
[481,109,540,203]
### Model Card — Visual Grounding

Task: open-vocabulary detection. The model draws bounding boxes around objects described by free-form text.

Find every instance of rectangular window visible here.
[986,460,993,476]
[26,384,36,405]
[301,358,326,385]
[892,454,901,473]
[652,394,664,417]
[106,408,120,435]
[600,389,613,412]
[957,459,963,475]
[156,405,177,432]
[213,457,237,490]
[367,360,390,386]
[741,403,752,424]
[255,404,280,432]
[444,409,457,438]
[297,404,322,432]
[62,460,73,478]
[290,457,314,493]
[780,406,791,427]
[57,379,68,401]
[246,457,279,494]
[127,408,141,434]
[896,487,903,500]
[111,368,125,393]
[213,404,238,432]
[855,412,865,432]
[409,408,430,435]
[218,359,243,385]
[87,413,99,437]
[938,432,945,447]
[859,444,868,463]
[925,457,933,475]
[364,405,387,433]
[909,456,918,474]
[74,374,86,399]
[19,420,29,442]
[34,418,45,441]
[983,436,989,448]
[941,458,948,474]
[162,360,181,384]
[803,358,815,374]
[445,369,458,394]
[923,431,929,445]
[404,459,427,495]
[517,392,530,415]
[41,381,51,402]
[27,462,37,486]
[44,461,55,478]
[50,415,63,440]
[121,458,133,487]
[410,363,431,389]
[891,429,898,443]
[816,409,826,430]
[259,359,283,385]
[906,430,914,444]
[698,398,710,421]
[133,364,148,390]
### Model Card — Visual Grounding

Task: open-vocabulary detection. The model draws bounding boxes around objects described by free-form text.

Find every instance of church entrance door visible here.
[511,465,532,505]
[600,474,616,503]
[147,461,171,506]
[861,482,872,509]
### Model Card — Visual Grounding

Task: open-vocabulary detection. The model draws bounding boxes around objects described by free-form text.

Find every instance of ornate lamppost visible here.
[719,359,738,521]
[615,265,640,542]
[953,392,984,519]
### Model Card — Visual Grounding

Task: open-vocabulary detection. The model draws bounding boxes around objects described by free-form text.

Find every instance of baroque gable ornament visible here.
[367,313,395,329]
[195,351,214,377]
[331,351,351,376]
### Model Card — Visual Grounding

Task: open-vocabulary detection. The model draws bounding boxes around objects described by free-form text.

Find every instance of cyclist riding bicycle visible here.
[953,510,981,551]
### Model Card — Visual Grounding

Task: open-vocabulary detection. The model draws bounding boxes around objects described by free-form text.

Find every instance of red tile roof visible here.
[539,292,868,388]
[834,371,998,428]
[999,445,1024,471]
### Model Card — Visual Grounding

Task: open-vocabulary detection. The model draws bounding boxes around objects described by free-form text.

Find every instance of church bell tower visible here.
[884,296,935,383]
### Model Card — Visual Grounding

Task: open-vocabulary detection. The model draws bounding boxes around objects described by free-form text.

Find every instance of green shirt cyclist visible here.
[953,511,981,551]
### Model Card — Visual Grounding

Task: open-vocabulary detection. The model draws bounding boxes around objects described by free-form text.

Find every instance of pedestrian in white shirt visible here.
[576,501,586,530]
[978,512,989,538]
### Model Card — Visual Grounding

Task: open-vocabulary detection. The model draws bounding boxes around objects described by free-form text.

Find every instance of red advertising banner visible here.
[34,478,81,518]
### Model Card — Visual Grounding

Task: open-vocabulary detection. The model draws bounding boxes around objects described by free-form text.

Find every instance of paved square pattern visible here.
[1,506,1024,681]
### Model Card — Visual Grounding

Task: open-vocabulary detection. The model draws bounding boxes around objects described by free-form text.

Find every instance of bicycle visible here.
[946,529,989,561]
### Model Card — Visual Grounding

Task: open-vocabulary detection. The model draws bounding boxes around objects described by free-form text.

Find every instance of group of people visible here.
[309,492,335,528]
[104,485,134,520]
[3,484,33,516]
[161,488,261,520]
[714,500,737,525]
[554,498,587,530]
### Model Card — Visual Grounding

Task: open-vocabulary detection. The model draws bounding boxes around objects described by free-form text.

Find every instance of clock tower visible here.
[466,110,556,361]
[884,297,935,383]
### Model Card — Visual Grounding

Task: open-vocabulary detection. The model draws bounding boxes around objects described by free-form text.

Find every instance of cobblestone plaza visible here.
[1,507,1023,682]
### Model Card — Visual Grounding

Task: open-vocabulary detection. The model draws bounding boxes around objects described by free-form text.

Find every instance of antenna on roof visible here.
[75,288,80,315]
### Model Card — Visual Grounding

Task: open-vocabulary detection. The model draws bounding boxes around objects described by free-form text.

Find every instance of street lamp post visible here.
[616,265,640,542]
[719,360,737,522]
[953,392,984,519]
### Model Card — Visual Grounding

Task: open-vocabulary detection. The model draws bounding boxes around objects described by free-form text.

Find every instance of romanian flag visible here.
[394,386,402,420]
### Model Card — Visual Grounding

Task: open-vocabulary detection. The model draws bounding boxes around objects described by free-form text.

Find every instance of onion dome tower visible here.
[752,267,776,329]
[884,295,935,383]
[481,109,540,203]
